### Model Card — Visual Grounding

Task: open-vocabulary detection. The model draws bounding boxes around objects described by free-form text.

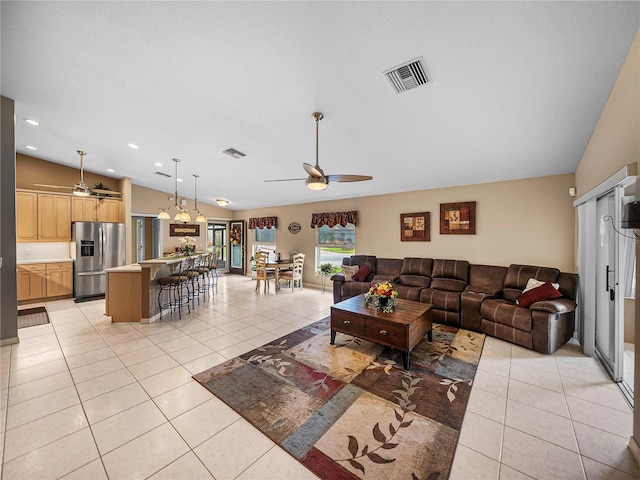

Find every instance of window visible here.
[253,227,276,261]
[315,224,355,272]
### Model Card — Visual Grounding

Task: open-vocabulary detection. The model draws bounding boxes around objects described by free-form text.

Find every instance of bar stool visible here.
[157,258,190,319]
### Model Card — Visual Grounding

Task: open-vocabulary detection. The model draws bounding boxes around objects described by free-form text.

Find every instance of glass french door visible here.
[207,222,227,271]
[229,220,245,275]
[595,191,623,380]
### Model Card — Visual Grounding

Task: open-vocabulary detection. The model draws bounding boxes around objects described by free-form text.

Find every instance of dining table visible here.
[265,258,294,291]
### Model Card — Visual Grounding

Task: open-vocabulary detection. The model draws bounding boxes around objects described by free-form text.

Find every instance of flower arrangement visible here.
[230,225,242,246]
[179,236,197,255]
[364,281,399,313]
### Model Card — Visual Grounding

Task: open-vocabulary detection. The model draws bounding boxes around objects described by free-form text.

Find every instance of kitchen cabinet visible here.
[71,197,121,222]
[46,262,73,297]
[16,190,71,242]
[17,262,73,302]
[17,264,47,301]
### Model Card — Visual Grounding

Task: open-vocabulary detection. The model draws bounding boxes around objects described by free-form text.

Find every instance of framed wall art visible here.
[440,202,476,234]
[400,212,430,241]
[169,224,200,237]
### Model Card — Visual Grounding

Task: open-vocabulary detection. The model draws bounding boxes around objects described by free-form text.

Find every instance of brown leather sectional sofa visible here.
[331,255,578,354]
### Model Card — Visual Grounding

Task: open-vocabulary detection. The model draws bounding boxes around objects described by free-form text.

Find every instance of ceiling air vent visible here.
[223,148,246,159]
[154,171,171,178]
[383,56,431,94]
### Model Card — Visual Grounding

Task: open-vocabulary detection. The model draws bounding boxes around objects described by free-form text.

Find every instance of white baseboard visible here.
[629,436,640,467]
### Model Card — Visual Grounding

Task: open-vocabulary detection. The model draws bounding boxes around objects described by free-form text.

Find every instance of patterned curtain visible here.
[248,216,278,229]
[310,211,357,228]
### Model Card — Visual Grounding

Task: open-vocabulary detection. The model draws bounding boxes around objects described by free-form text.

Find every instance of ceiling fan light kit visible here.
[265,112,372,190]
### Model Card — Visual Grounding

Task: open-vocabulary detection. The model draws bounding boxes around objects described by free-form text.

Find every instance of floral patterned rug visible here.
[193,317,485,479]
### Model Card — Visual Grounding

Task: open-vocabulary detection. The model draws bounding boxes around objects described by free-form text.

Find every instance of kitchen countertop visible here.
[105,264,142,272]
[17,258,72,265]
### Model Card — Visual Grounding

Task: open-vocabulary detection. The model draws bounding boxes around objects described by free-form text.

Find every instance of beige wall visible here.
[16,153,121,193]
[575,31,639,196]
[235,173,576,286]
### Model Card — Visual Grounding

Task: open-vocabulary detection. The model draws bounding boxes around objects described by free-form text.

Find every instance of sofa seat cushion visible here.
[394,284,423,302]
[372,274,399,284]
[481,299,532,332]
[419,288,463,313]
[398,274,430,288]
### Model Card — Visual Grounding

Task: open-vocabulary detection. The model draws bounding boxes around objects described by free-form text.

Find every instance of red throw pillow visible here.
[353,265,372,282]
[516,282,562,308]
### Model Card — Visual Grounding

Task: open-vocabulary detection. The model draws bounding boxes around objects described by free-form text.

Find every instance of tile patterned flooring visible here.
[1,275,637,479]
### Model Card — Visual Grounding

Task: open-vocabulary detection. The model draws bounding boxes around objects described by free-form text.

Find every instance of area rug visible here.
[194,317,485,479]
[17,306,50,328]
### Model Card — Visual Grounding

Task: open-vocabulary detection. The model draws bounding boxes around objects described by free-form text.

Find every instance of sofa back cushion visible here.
[466,264,507,294]
[400,258,433,277]
[376,258,403,278]
[343,255,376,282]
[503,264,560,303]
[429,259,469,292]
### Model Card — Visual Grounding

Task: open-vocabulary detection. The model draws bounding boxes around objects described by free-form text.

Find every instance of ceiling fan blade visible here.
[326,174,373,182]
[264,178,306,183]
[91,188,122,195]
[303,163,323,178]
[33,183,74,190]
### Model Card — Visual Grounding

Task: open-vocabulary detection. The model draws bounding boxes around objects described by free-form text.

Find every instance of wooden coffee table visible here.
[330,294,433,370]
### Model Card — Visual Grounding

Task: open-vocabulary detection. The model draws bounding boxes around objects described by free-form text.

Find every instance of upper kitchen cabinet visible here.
[71,196,122,223]
[16,190,71,242]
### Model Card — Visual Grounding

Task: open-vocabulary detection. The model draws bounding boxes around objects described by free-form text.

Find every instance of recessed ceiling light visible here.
[177,178,183,182]
[107,168,115,173]
[128,143,138,149]
[154,162,163,167]
[25,145,38,151]
[24,119,40,126]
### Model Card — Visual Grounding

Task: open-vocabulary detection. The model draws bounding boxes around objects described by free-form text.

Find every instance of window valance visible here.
[310,211,357,228]
[248,216,278,229]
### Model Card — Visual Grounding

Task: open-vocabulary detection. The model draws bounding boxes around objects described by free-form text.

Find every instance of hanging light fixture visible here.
[157,158,191,222]
[192,174,207,223]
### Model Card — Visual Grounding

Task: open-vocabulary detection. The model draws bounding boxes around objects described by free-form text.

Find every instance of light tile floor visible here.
[1,275,637,479]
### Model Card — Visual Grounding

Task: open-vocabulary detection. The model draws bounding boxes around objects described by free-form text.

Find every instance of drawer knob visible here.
[343,320,351,325]
[380,330,388,336]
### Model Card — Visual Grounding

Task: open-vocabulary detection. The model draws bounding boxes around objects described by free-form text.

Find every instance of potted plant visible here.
[318,263,340,294]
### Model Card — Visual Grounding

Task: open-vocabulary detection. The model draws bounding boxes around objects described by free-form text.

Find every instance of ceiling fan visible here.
[265,112,373,190]
[34,150,122,197]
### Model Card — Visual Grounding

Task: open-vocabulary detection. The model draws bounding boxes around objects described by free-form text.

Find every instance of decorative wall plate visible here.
[288,222,302,234]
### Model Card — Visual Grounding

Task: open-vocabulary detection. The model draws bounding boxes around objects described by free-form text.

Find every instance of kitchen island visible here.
[105,256,188,323]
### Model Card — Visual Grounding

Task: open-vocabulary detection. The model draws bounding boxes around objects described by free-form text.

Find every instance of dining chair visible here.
[254,250,275,292]
[279,252,305,292]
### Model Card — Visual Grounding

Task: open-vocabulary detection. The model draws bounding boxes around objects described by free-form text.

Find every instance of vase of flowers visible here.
[179,236,197,256]
[364,281,398,313]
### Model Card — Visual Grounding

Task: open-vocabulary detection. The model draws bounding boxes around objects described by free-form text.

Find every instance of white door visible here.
[595,192,622,380]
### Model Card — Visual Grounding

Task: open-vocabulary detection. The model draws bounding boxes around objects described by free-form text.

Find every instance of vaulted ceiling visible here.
[2,1,638,210]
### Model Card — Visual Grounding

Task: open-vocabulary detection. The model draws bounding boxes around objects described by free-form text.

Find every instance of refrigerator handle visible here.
[100,225,105,267]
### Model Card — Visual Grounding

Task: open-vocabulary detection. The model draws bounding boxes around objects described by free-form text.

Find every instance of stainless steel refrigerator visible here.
[71,222,126,300]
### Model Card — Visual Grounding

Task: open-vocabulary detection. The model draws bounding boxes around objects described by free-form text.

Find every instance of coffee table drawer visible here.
[365,318,408,350]
[331,310,366,337]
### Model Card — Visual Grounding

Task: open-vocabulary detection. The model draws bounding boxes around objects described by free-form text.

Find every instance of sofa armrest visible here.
[332,274,345,304]
[331,273,345,283]
[529,298,576,314]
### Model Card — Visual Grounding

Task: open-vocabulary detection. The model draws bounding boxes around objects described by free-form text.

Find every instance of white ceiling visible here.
[2,1,638,210]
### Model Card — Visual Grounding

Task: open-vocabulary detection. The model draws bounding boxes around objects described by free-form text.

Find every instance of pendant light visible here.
[193,174,207,223]
[157,158,191,222]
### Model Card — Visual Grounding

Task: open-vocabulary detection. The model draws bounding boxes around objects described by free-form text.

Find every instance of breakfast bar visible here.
[105,255,190,323]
